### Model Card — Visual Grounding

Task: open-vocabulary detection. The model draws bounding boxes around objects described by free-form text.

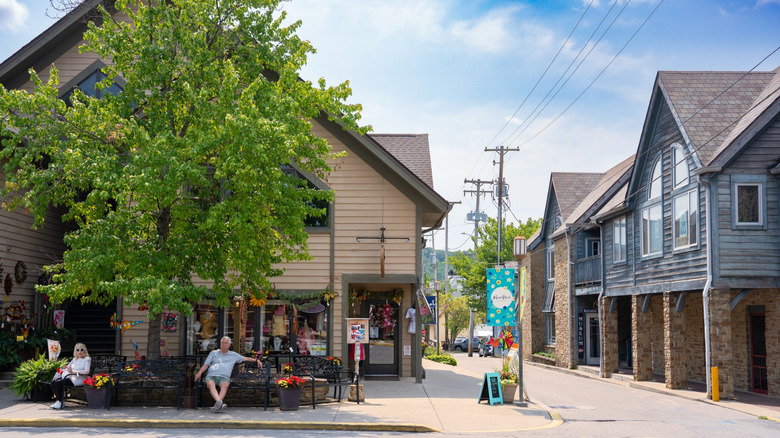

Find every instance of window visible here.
[613,216,627,263]
[546,247,555,281]
[731,175,767,229]
[61,68,123,105]
[586,239,600,257]
[642,204,663,257]
[736,184,761,225]
[281,164,330,228]
[672,144,689,188]
[673,190,698,249]
[649,156,662,200]
[545,313,556,344]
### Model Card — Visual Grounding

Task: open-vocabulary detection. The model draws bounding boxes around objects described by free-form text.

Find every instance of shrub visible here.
[10,354,68,399]
[425,354,457,366]
[533,351,555,359]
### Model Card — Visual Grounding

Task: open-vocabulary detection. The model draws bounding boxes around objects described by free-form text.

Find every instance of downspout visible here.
[698,174,713,397]
[597,221,605,377]
[565,230,574,368]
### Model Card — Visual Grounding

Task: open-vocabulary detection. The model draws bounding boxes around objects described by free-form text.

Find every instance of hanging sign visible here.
[486,268,516,327]
[478,372,503,405]
[518,267,527,322]
[425,296,437,324]
[346,318,369,344]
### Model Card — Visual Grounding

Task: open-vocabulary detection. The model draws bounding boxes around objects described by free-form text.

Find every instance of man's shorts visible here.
[205,375,231,386]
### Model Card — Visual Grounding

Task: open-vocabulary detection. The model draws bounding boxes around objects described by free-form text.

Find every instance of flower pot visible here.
[278,387,302,411]
[84,387,110,409]
[30,385,52,402]
[501,383,518,404]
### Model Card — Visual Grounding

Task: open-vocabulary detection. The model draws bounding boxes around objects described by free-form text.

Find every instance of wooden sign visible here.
[478,372,503,405]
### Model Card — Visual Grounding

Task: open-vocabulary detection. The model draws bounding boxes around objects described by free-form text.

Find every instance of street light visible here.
[512,235,527,406]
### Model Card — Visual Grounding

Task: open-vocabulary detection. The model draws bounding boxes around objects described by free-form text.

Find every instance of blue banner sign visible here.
[486,268,516,327]
[426,295,437,325]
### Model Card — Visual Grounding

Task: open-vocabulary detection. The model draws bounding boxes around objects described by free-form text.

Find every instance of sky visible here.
[1,0,780,253]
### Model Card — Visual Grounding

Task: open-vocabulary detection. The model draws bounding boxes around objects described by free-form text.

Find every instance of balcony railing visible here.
[574,255,601,286]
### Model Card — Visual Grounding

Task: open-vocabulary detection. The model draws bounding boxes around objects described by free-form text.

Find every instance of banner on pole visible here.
[426,296,437,325]
[518,267,527,322]
[486,267,516,327]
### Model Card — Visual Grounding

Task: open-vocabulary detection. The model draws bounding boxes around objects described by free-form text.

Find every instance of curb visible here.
[0,418,439,433]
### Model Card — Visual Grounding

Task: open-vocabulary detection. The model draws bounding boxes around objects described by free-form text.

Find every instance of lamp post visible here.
[434,280,441,354]
[513,235,527,406]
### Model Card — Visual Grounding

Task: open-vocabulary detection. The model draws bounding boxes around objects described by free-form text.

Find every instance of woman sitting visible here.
[51,343,91,409]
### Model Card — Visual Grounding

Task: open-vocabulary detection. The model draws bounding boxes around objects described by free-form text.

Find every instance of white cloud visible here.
[0,0,28,33]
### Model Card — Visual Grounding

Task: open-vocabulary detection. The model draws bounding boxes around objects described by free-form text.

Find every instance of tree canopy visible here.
[449,217,541,313]
[0,0,365,357]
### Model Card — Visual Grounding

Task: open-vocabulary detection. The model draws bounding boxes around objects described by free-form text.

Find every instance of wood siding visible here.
[627,99,707,293]
[603,213,636,293]
[715,117,780,279]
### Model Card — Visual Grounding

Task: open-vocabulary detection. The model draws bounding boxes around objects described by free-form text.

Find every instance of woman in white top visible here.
[50,343,91,409]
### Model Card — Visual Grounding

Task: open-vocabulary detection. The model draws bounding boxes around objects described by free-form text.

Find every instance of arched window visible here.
[648,156,662,200]
[672,144,689,188]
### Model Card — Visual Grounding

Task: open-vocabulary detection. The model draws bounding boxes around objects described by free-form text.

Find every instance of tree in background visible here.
[450,217,541,313]
[0,0,365,358]
[444,294,471,347]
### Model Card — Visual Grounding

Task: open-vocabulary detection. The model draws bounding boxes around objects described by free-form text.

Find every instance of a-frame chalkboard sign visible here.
[478,372,503,405]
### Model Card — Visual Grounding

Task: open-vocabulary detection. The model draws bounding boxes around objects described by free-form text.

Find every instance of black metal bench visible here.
[116,359,187,409]
[195,359,272,410]
[293,356,352,409]
[91,354,127,374]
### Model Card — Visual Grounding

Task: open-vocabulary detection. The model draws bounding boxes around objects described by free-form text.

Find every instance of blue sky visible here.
[1,0,780,252]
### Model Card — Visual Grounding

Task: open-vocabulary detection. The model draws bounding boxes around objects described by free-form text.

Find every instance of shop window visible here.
[189,303,220,355]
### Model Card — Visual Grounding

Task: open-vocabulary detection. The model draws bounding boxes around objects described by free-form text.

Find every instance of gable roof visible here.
[658,70,777,166]
[369,134,434,188]
[558,154,634,234]
[627,68,778,207]
[544,172,603,238]
[0,1,450,229]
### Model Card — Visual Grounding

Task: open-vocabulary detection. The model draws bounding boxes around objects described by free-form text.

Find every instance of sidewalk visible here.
[0,359,560,433]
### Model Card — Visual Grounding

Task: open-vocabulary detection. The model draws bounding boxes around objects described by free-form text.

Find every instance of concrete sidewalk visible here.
[0,359,560,433]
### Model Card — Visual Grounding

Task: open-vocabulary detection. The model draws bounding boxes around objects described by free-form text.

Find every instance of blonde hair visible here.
[73,343,90,357]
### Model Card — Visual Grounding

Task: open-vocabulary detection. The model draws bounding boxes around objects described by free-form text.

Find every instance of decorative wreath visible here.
[14,261,27,284]
[4,274,13,295]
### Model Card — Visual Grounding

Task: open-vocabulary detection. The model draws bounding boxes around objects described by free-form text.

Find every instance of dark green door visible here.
[363,299,399,376]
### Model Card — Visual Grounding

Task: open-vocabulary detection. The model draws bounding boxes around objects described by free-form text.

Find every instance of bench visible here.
[293,356,352,409]
[195,359,272,410]
[116,359,187,409]
[38,354,126,408]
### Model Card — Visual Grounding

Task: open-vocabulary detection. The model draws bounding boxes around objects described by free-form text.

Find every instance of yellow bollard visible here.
[711,367,719,402]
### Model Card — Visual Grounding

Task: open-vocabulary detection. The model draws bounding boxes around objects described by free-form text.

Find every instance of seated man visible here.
[195,336,262,412]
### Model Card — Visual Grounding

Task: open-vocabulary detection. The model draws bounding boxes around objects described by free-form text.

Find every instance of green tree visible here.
[450,217,541,312]
[443,294,470,347]
[0,0,365,358]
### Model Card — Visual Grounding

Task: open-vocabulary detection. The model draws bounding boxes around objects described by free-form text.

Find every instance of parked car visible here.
[452,337,480,352]
[478,337,495,357]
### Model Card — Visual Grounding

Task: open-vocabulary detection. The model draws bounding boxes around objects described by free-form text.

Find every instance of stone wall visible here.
[708,289,734,399]
[601,295,618,377]
[632,295,653,381]
[553,238,571,368]
[664,292,687,389]
[522,248,546,360]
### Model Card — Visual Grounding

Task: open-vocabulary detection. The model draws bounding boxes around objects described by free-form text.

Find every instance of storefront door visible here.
[585,312,601,366]
[364,299,399,376]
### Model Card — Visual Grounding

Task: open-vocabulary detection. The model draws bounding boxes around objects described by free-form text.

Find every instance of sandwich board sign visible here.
[478,372,503,405]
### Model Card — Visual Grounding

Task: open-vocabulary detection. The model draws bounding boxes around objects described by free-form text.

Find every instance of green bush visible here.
[533,351,555,359]
[423,346,438,358]
[10,354,68,399]
[0,332,21,371]
[425,354,457,366]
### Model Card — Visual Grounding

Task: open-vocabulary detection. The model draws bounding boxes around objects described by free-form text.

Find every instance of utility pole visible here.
[485,145,518,341]
[463,180,490,357]
[443,201,460,353]
[484,145,518,266]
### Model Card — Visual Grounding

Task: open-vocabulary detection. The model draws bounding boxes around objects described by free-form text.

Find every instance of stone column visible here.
[632,295,653,381]
[664,292,688,389]
[601,295,618,378]
[708,289,734,399]
[766,296,779,398]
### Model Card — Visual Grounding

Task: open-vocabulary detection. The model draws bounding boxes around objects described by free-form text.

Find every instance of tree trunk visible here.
[146,313,162,359]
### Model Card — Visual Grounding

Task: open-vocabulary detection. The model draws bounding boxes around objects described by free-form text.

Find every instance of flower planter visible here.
[30,385,52,402]
[501,383,518,404]
[278,387,302,411]
[84,387,110,409]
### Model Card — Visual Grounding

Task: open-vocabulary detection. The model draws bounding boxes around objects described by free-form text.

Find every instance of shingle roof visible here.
[563,155,634,227]
[658,70,777,165]
[369,134,434,189]
[551,172,604,221]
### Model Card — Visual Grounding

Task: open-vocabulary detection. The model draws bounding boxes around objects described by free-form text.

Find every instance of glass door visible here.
[585,312,601,366]
[364,299,399,376]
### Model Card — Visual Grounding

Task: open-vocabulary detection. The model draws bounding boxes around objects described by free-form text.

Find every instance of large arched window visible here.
[648,156,662,200]
[672,144,689,188]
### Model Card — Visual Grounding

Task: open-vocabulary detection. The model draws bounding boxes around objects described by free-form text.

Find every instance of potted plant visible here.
[498,359,519,404]
[9,354,68,401]
[83,373,114,409]
[276,375,306,411]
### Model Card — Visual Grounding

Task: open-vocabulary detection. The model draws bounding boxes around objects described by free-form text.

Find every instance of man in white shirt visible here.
[195,336,261,412]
